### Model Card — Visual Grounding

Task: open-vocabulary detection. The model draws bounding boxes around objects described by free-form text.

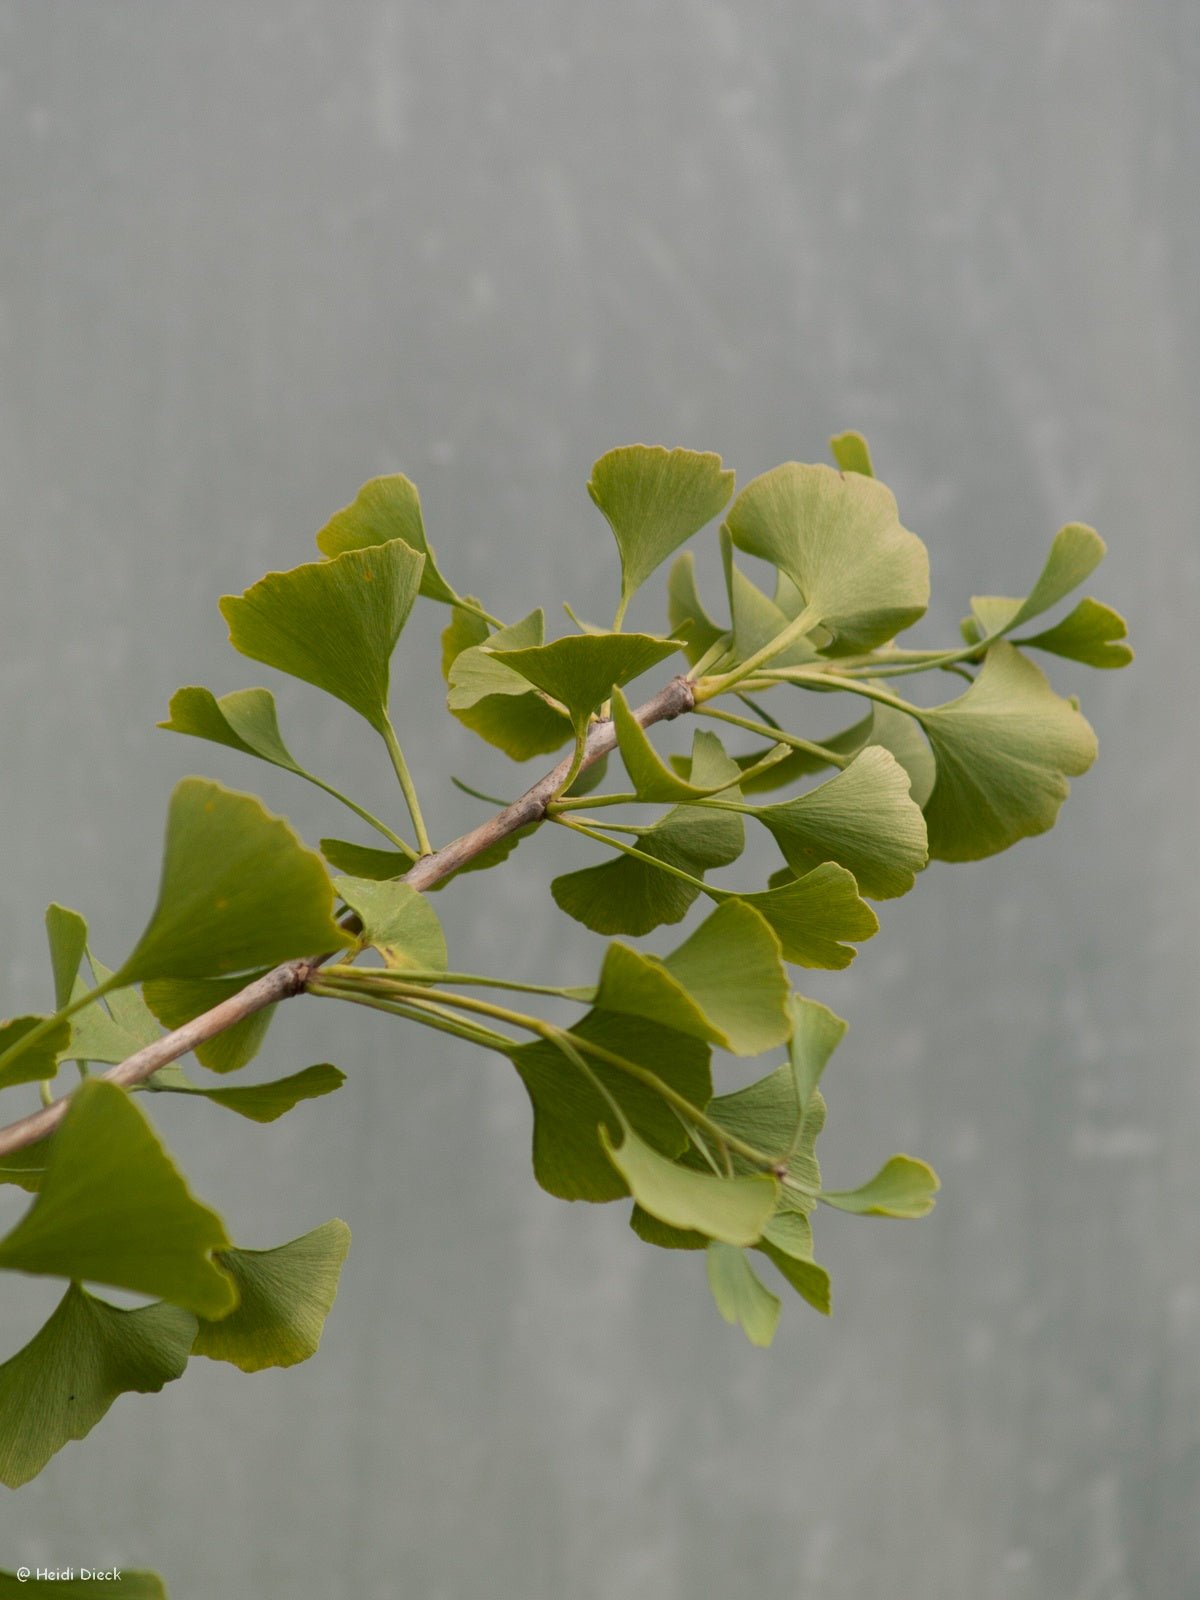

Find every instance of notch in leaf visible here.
[315,472,468,610]
[724,462,929,653]
[220,539,424,734]
[588,446,735,624]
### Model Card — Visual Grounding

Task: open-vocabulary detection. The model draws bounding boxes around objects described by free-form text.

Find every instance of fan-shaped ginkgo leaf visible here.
[315,473,460,606]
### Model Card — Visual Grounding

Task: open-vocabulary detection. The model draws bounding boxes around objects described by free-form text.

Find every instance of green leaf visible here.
[441,597,492,679]
[721,529,820,669]
[119,778,350,983]
[66,979,156,1065]
[829,429,875,477]
[787,994,847,1110]
[706,1241,781,1346]
[447,609,573,760]
[320,838,410,880]
[334,877,446,972]
[919,642,1099,861]
[709,864,878,970]
[600,1123,778,1245]
[220,539,425,733]
[757,1238,831,1315]
[612,687,736,802]
[593,902,788,1057]
[0,1573,167,1599]
[666,551,726,667]
[753,745,928,899]
[143,972,275,1074]
[971,522,1106,636]
[588,446,734,611]
[192,1219,351,1371]
[0,1015,69,1090]
[551,731,744,936]
[822,1154,940,1218]
[657,901,790,1056]
[45,903,87,1011]
[315,472,460,606]
[0,1143,50,1193]
[724,463,929,653]
[1018,597,1133,669]
[0,1079,236,1317]
[490,631,680,732]
[144,1062,345,1123]
[159,684,301,771]
[0,1281,195,1488]
[509,1013,712,1203]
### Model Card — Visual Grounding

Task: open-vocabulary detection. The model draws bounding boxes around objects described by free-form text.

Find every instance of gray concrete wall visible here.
[0,3,1196,1596]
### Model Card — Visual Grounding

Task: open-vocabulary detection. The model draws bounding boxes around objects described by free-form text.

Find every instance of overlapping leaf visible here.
[593,902,789,1057]
[0,1079,236,1316]
[600,1123,778,1245]
[666,551,727,666]
[490,631,679,732]
[119,778,349,983]
[220,539,424,732]
[335,876,446,972]
[721,529,820,669]
[708,863,878,970]
[724,462,929,653]
[45,903,87,1011]
[143,972,275,1074]
[919,642,1098,861]
[0,1016,69,1090]
[192,1219,350,1371]
[315,472,460,606]
[509,1012,712,1203]
[588,446,734,612]
[446,608,573,759]
[0,1282,195,1487]
[706,1241,781,1346]
[752,745,928,898]
[551,731,744,935]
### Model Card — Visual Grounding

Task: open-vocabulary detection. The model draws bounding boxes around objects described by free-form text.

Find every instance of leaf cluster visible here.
[0,429,1128,1550]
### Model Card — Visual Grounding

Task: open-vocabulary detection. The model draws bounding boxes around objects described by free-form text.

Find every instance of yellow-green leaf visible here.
[193,1219,351,1371]
[335,877,446,972]
[588,445,734,610]
[829,429,875,477]
[315,472,460,606]
[490,631,679,732]
[144,1062,344,1123]
[822,1154,940,1218]
[724,462,929,653]
[708,864,878,970]
[706,1241,781,1347]
[600,1123,778,1245]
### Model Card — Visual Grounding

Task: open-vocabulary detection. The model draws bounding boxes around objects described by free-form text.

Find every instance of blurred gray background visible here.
[0,3,1196,1597]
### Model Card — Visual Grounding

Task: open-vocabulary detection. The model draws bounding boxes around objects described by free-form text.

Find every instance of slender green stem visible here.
[318,972,783,1172]
[309,981,514,1053]
[556,724,590,799]
[321,964,592,1002]
[685,632,736,681]
[752,667,922,719]
[694,604,821,701]
[696,706,852,768]
[38,1080,54,1108]
[612,593,630,632]
[307,774,417,857]
[822,641,986,679]
[452,596,506,630]
[552,815,710,891]
[548,790,640,813]
[380,713,433,854]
